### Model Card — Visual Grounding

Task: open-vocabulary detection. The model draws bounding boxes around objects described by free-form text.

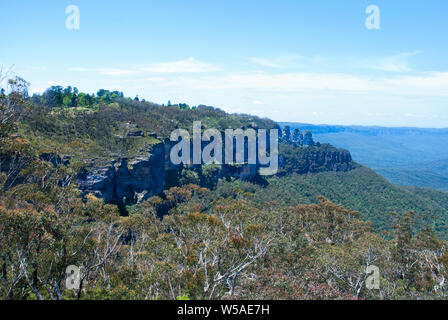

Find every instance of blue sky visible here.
[1,0,448,127]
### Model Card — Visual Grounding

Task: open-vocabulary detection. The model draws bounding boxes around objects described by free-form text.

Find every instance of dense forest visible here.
[281,122,448,191]
[1,76,448,300]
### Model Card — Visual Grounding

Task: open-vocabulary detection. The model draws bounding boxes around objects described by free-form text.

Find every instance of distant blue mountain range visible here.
[280,122,448,191]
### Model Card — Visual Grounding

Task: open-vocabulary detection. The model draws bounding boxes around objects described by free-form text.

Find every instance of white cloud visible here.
[66,64,448,99]
[366,51,421,72]
[69,58,221,76]
[179,72,374,92]
[98,68,138,76]
[69,67,138,76]
[145,77,166,82]
[250,55,300,68]
[68,67,90,72]
[250,58,284,68]
[141,57,221,73]
[163,71,448,97]
[405,113,425,118]
[383,71,448,96]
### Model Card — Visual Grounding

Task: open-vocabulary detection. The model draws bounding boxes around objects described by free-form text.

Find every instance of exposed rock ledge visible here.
[76,143,166,211]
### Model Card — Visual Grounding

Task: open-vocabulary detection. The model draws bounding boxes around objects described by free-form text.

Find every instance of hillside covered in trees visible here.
[1,76,448,300]
[281,122,448,191]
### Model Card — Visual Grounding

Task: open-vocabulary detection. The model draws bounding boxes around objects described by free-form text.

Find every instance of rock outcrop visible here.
[278,143,355,176]
[76,142,166,211]
[282,126,314,146]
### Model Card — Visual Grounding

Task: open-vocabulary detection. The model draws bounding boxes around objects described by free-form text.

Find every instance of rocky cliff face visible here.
[71,138,355,211]
[294,149,354,173]
[74,139,266,209]
[76,142,166,211]
[278,143,356,176]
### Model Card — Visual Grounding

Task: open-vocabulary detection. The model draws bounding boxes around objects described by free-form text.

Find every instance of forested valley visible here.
[1,76,448,300]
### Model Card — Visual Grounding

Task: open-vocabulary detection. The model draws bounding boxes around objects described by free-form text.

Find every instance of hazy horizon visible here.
[279,121,448,130]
